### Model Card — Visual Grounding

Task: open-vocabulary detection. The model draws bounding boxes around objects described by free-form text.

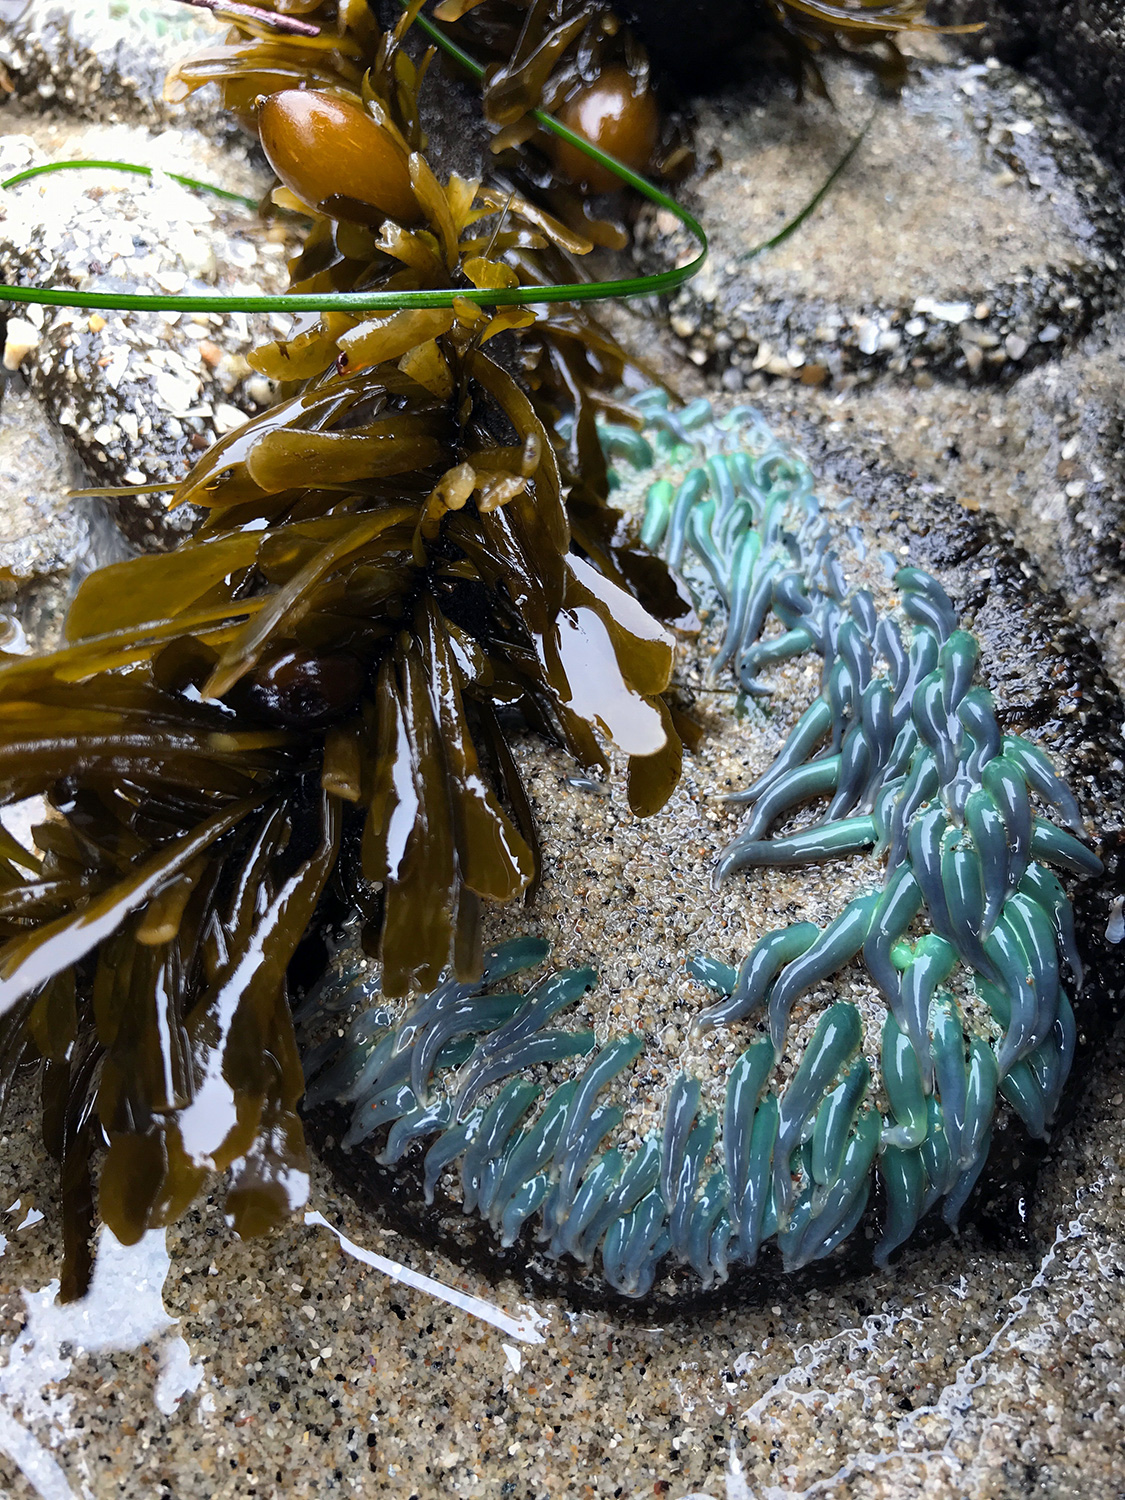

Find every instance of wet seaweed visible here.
[421,0,677,208]
[763,0,932,93]
[0,3,689,1295]
[161,0,711,629]
[619,0,977,98]
[165,0,674,259]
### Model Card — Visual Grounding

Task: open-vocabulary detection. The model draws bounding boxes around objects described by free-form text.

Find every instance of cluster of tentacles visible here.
[311,393,1102,1298]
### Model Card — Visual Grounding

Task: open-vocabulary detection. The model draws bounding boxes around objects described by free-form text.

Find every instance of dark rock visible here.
[636,60,1122,392]
[931,1,1125,181]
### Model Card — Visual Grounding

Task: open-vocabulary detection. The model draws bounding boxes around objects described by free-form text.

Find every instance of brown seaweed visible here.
[763,0,930,93]
[0,3,686,1293]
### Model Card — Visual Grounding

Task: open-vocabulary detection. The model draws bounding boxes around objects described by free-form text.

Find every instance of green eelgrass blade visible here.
[0,157,261,211]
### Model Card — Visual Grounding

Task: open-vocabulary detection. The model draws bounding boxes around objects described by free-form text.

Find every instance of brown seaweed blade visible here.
[416,596,535,903]
[362,647,461,995]
[94,787,338,1247]
[0,797,264,1017]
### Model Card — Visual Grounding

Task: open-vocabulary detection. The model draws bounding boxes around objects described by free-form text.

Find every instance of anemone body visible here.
[310,393,1102,1297]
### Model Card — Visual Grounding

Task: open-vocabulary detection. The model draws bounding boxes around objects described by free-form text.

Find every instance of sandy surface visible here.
[684,73,1086,309]
[1,1028,1123,1500]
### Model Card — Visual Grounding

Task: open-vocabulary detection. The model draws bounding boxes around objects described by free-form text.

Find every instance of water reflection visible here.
[0,1224,201,1497]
